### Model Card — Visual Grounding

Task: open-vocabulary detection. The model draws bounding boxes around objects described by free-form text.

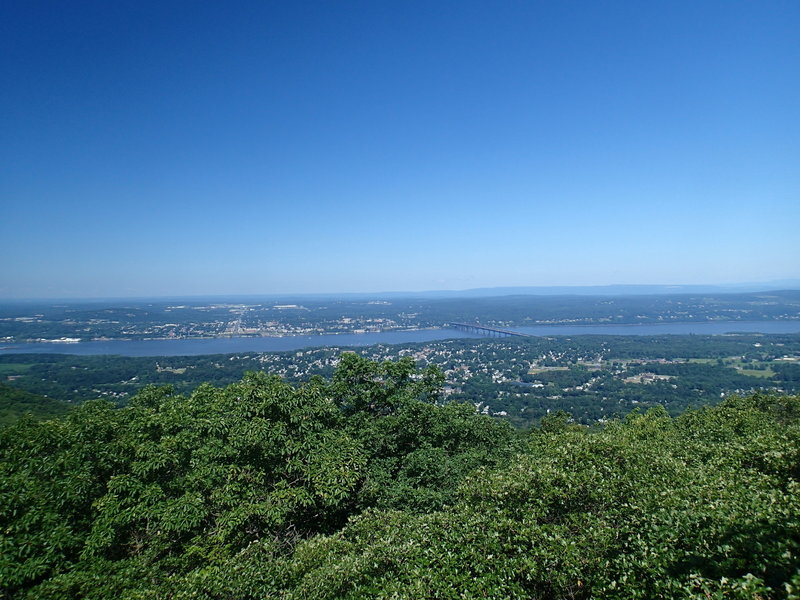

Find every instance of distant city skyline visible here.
[2,1,798,299]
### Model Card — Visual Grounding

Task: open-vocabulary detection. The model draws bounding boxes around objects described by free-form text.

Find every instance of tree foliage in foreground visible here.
[1,354,799,599]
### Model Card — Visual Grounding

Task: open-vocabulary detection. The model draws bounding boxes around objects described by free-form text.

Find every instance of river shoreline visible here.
[2,321,800,357]
[0,320,800,356]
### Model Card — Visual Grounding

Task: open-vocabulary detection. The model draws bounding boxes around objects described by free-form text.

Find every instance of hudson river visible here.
[2,321,800,357]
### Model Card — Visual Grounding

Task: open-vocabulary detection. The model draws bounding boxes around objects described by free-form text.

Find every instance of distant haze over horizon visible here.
[2,2,798,299]
[3,280,800,303]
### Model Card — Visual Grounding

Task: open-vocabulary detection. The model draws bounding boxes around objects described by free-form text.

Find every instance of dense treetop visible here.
[1,354,798,599]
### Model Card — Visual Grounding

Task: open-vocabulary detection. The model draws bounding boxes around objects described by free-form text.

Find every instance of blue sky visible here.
[1,1,798,298]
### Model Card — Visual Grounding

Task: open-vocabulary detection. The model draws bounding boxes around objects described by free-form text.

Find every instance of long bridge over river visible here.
[448,322,530,338]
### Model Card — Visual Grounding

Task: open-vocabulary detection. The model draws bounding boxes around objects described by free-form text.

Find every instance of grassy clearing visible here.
[735,367,775,378]
[528,366,569,374]
[685,358,775,378]
[687,358,719,364]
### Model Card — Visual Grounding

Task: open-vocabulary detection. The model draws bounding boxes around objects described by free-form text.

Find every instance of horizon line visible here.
[2,280,800,303]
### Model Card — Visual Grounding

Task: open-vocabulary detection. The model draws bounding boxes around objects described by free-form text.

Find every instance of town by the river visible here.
[4,321,800,356]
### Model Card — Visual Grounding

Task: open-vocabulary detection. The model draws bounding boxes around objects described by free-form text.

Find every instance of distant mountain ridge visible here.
[3,280,800,304]
[376,281,800,299]
[175,281,800,301]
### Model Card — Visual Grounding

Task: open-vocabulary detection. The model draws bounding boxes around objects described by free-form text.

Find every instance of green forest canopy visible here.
[1,354,798,599]
[0,382,70,427]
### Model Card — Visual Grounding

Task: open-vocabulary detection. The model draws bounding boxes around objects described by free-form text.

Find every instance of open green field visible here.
[727,360,775,378]
[733,366,775,378]
[528,366,569,374]
[686,357,775,378]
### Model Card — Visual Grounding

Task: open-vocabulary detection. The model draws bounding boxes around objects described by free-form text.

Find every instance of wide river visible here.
[2,321,800,357]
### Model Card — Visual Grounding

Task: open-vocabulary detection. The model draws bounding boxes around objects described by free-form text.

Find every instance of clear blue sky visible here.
[2,1,798,298]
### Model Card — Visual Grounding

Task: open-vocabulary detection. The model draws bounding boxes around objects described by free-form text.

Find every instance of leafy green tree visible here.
[329,353,443,416]
[0,398,124,596]
[3,356,799,599]
[538,409,572,433]
[234,395,800,600]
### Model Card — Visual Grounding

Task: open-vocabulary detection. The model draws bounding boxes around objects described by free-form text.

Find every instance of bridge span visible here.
[448,322,530,338]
